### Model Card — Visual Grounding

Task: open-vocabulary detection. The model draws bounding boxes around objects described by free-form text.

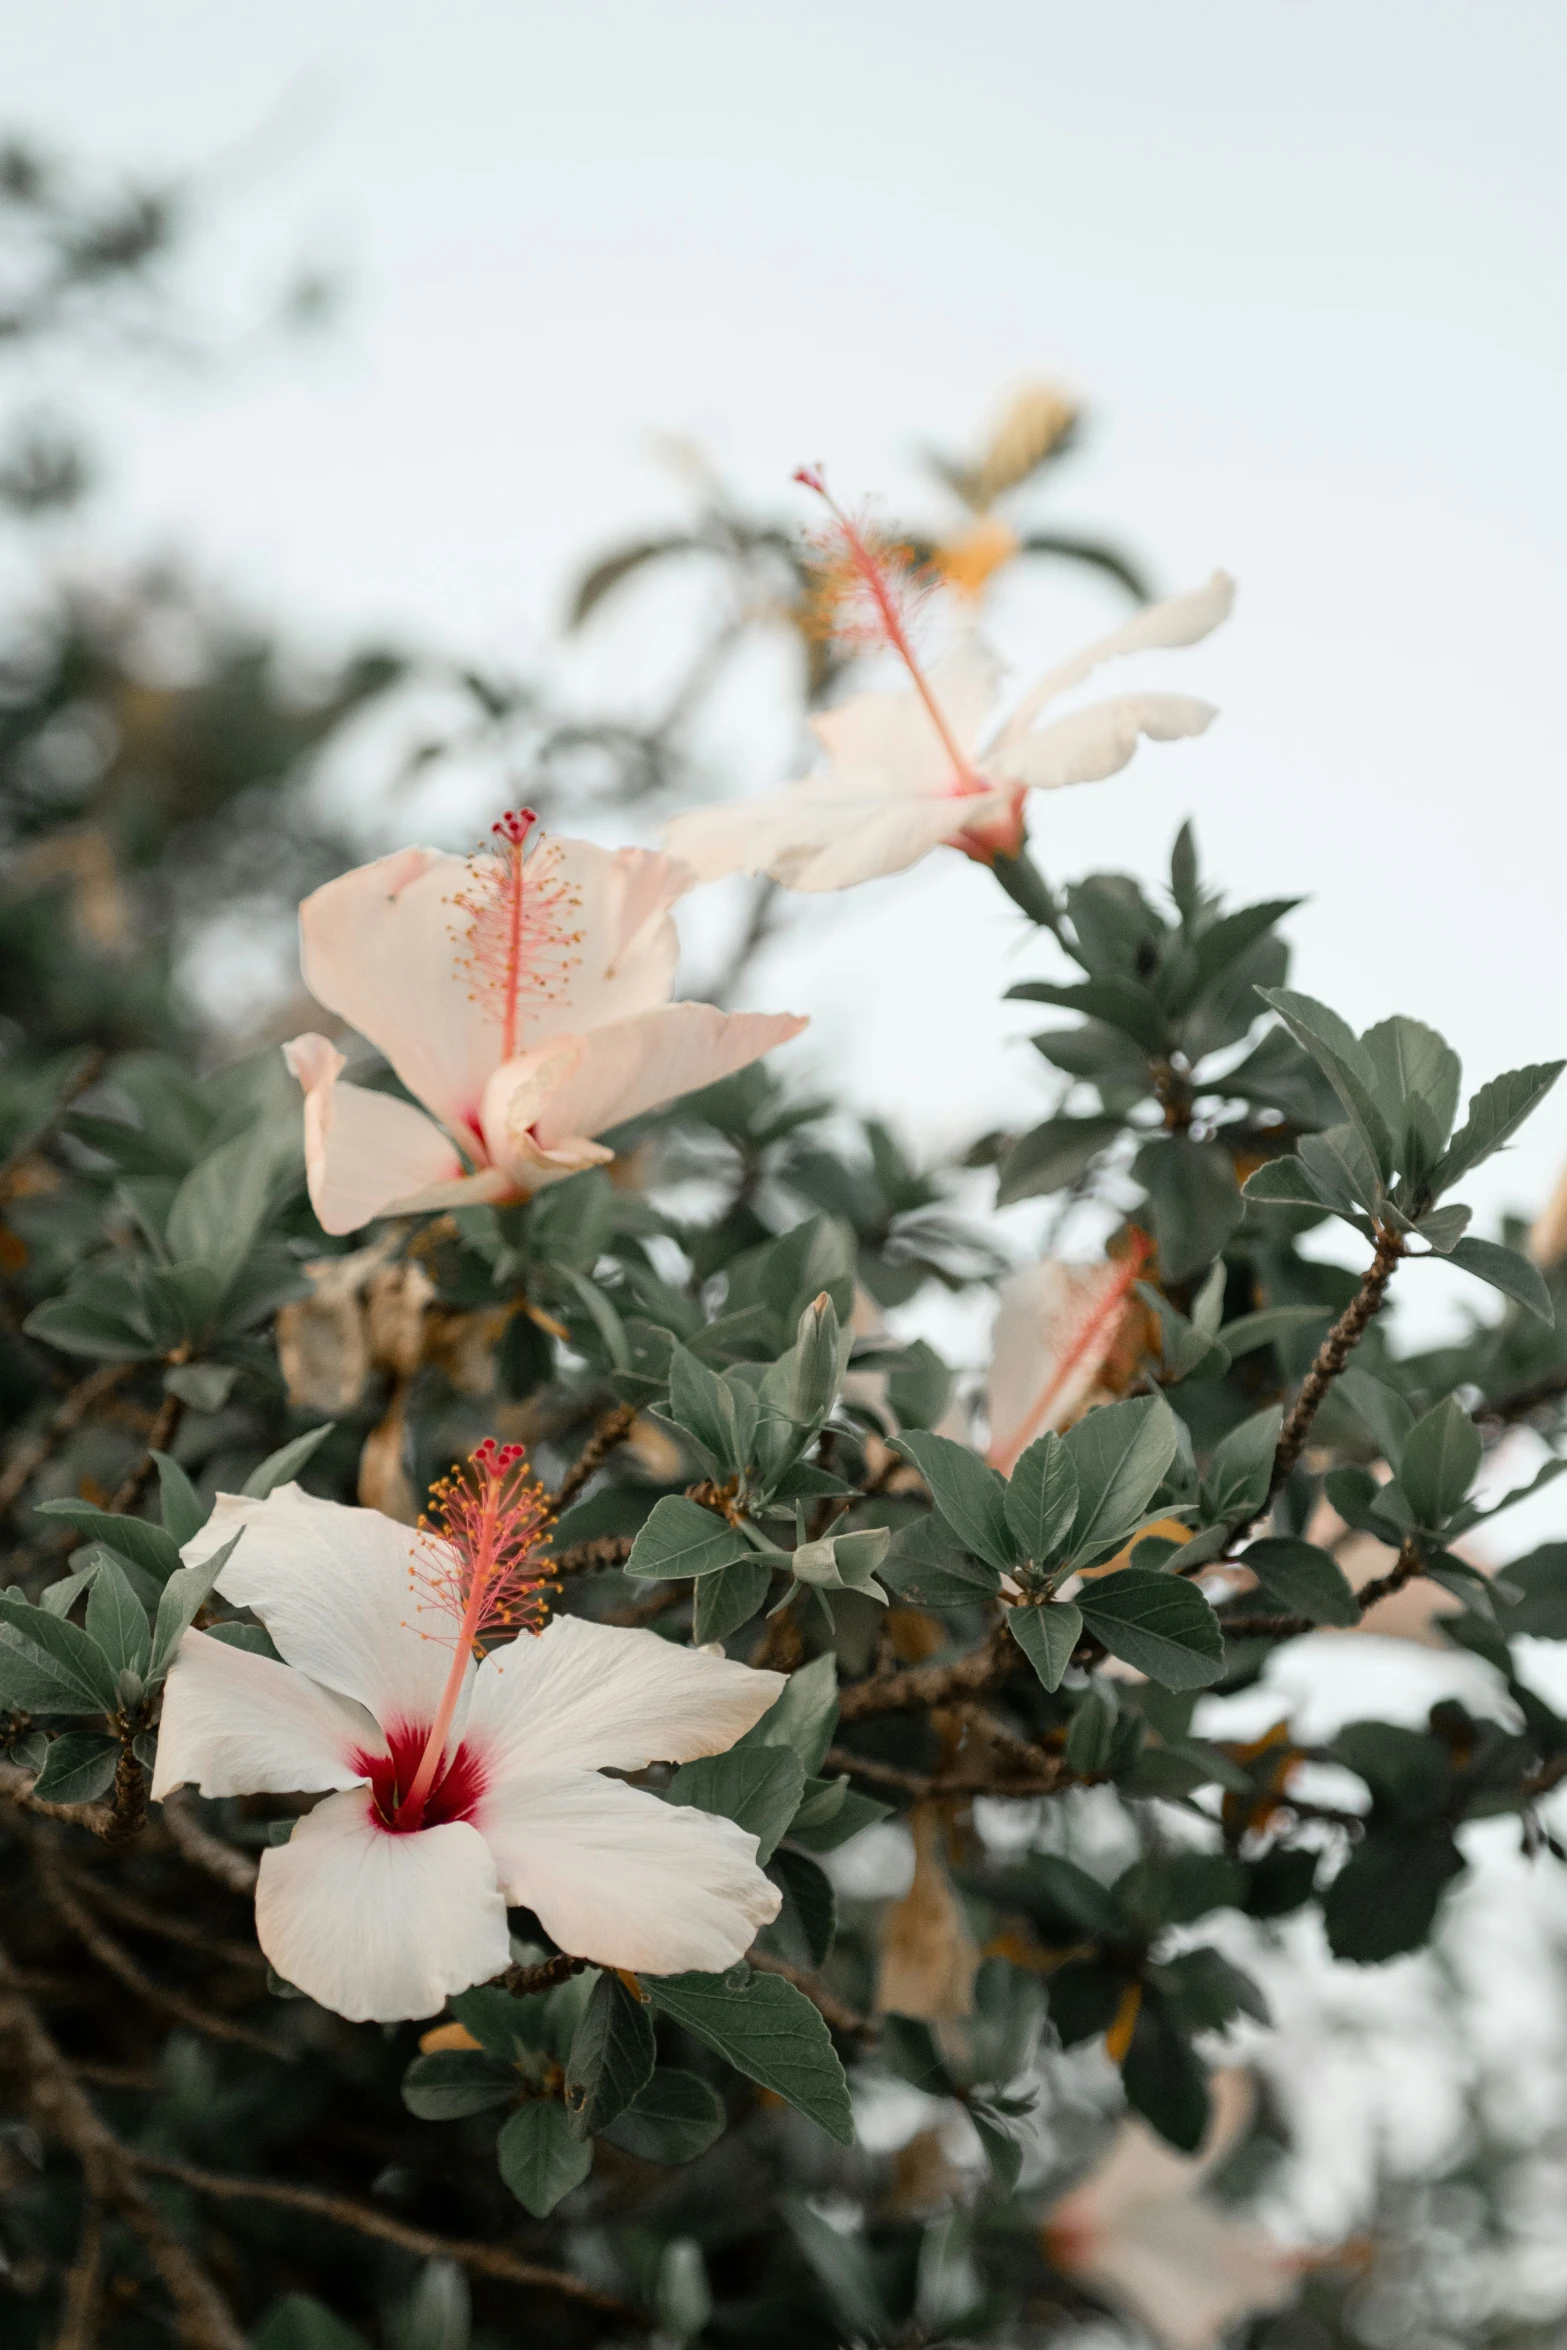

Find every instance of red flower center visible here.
[355,1724,486,1835]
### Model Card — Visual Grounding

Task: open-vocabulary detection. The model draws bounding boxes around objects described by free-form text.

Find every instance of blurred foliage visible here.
[5,127,1567,2350]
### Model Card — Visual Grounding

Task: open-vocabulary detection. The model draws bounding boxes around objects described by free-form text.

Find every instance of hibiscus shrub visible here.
[7,487,1567,2350]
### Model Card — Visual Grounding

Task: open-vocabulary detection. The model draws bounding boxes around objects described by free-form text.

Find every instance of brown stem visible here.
[0,1936,248,2350]
[549,1403,638,1514]
[748,1950,878,2039]
[823,1743,1075,1801]
[836,1621,1014,1722]
[0,1761,117,1837]
[1269,1229,1403,1496]
[160,1791,258,1895]
[33,1843,286,2060]
[48,2199,103,2350]
[127,2150,639,2318]
[108,1390,184,1515]
[102,1735,148,1846]
[550,1535,636,1577]
[498,1951,588,1998]
[0,1362,131,1518]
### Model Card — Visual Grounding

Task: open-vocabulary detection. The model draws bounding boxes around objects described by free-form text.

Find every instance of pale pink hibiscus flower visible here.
[285,814,806,1235]
[663,470,1234,894]
[152,1446,785,2022]
[1043,2071,1303,2350]
[985,1243,1149,1475]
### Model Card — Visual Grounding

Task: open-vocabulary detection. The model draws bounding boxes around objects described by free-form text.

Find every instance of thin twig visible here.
[1220,1535,1427,1642]
[0,1935,248,2350]
[498,1951,588,1998]
[63,1869,266,1970]
[126,2150,640,2319]
[836,1621,1014,1722]
[48,2198,103,2350]
[748,1950,879,2039]
[0,1362,131,1517]
[549,1403,638,1514]
[551,1535,636,1577]
[34,1844,286,2060]
[160,1791,258,1895]
[0,1761,115,1839]
[822,1743,1075,1801]
[1270,1229,1403,1495]
[108,1390,183,1515]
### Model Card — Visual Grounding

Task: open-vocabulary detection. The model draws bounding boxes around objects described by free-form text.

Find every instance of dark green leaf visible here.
[1005,975,1167,1054]
[1007,1601,1082,1692]
[625,1495,753,1581]
[242,1424,335,1500]
[768,1849,836,1968]
[893,1431,1020,1572]
[495,2101,593,2216]
[645,1966,853,2144]
[1076,1569,1225,1689]
[33,1503,180,1583]
[563,1972,656,2139]
[1121,1990,1211,2151]
[0,1593,120,1714]
[1256,988,1395,1179]
[1003,1432,1079,1564]
[401,2049,520,2120]
[152,1449,206,1547]
[1322,1826,1464,1962]
[84,1551,150,1679]
[32,1730,120,1803]
[666,1747,806,1864]
[1240,1537,1359,1626]
[1398,1395,1482,1528]
[1435,1061,1565,1191]
[600,2068,726,2164]
[1062,1396,1181,1568]
[1240,1155,1330,1212]
[1134,1136,1242,1283]
[997,1115,1123,1207]
[254,2294,369,2350]
[1446,1236,1554,1324]
[736,1651,838,1776]
[1217,1304,1333,1356]
[691,1555,773,1643]
[1204,1406,1281,1520]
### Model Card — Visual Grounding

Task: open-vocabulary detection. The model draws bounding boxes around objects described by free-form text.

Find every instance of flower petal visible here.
[184,1484,462,1732]
[461,1613,784,1777]
[810,638,1003,793]
[298,847,501,1141]
[986,1256,1143,1473]
[476,1769,779,1973]
[481,1004,806,1169]
[993,572,1235,753]
[283,1035,505,1237]
[518,840,688,1046]
[151,1627,380,1799]
[256,1788,509,2021]
[992,693,1217,794]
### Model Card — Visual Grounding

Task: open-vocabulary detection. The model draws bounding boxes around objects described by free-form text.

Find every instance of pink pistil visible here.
[397,1439,554,1830]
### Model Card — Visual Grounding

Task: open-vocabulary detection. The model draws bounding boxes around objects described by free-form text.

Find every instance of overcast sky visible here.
[7,0,1567,1313]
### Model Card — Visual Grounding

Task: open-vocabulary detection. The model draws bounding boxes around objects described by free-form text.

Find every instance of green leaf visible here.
[242,1424,335,1500]
[152,1450,206,1547]
[1003,1433,1079,1564]
[625,1495,753,1581]
[1134,1136,1242,1284]
[23,1273,159,1360]
[1217,1304,1333,1356]
[893,1432,1020,1572]
[0,1593,121,1715]
[600,2068,726,2164]
[1446,1236,1554,1324]
[1398,1395,1483,1529]
[736,1651,839,1776]
[667,1344,747,1474]
[1007,1602,1082,1692]
[1204,1406,1281,1520]
[666,1746,806,1864]
[645,1966,853,2144]
[786,1778,892,1853]
[1322,1826,1464,1962]
[32,1730,120,1803]
[1005,975,1167,1055]
[1435,1060,1565,1192]
[400,2049,520,2120]
[767,1849,836,1968]
[255,2294,369,2350]
[789,1293,845,1425]
[1188,899,1302,995]
[1065,1684,1118,1773]
[1240,1538,1359,1626]
[1121,1990,1211,2152]
[1062,1396,1181,1569]
[1298,1124,1382,1219]
[1240,1155,1330,1212]
[784,2196,893,2343]
[881,1514,1002,1607]
[1256,988,1395,1180]
[166,1123,285,1297]
[997,1115,1123,1207]
[691,1555,773,1643]
[84,1552,151,1679]
[33,1503,181,1584]
[495,2101,593,2217]
[564,1972,657,2139]
[1076,1569,1225,1690]
[149,1532,244,1682]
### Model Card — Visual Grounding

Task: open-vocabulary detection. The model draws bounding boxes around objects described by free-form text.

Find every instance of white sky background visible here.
[6,0,1567,1325]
